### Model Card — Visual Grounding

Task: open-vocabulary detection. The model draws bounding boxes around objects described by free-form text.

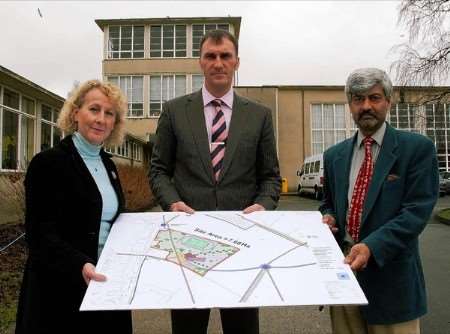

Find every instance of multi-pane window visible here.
[105,146,115,154]
[108,76,144,117]
[388,103,420,132]
[425,104,447,170]
[149,75,186,117]
[1,88,36,170]
[150,25,187,58]
[192,23,229,57]
[446,104,450,170]
[40,105,61,152]
[131,141,142,161]
[108,25,144,59]
[41,103,52,121]
[20,97,35,167]
[192,74,204,92]
[107,74,202,117]
[40,122,51,151]
[22,97,35,116]
[389,103,450,171]
[3,88,19,109]
[116,139,129,158]
[311,103,348,155]
[123,139,129,158]
[111,138,142,161]
[2,108,19,169]
[116,142,123,156]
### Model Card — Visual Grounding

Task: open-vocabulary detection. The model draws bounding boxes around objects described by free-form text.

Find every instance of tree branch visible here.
[391,0,450,104]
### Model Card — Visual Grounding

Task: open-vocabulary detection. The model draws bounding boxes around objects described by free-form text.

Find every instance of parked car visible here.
[439,174,450,196]
[296,154,324,200]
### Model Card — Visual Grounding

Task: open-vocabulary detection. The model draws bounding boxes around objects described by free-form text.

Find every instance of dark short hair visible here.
[199,29,239,56]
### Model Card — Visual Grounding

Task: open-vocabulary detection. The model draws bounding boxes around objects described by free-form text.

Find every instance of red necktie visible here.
[347,137,375,242]
[210,99,227,181]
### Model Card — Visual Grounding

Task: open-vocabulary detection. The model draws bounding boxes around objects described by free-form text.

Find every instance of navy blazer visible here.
[16,135,131,334]
[320,124,439,324]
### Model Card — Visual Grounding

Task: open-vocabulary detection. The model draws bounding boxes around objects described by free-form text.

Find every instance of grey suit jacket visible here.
[150,89,281,211]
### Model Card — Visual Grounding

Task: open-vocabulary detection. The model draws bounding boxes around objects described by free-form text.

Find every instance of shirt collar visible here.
[202,84,234,109]
[356,121,387,148]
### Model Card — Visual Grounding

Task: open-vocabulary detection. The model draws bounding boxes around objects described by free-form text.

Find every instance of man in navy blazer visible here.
[320,68,439,334]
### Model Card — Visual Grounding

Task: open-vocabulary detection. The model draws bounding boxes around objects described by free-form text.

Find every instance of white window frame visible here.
[108,76,144,118]
[129,141,142,162]
[105,146,116,154]
[423,103,449,171]
[310,103,350,155]
[191,74,204,93]
[191,23,230,57]
[125,139,130,158]
[389,103,423,132]
[108,25,145,59]
[0,86,37,171]
[115,139,132,159]
[150,24,187,58]
[308,101,450,172]
[149,74,187,118]
[40,105,60,152]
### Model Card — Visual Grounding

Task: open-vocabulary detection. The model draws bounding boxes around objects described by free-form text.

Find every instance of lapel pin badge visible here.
[387,174,399,181]
[111,171,117,179]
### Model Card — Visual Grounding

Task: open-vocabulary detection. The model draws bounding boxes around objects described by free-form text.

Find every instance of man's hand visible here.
[82,263,106,286]
[170,201,195,214]
[345,243,371,271]
[243,203,265,214]
[322,214,338,233]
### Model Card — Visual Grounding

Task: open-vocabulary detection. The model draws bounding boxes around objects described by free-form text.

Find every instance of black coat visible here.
[15,135,132,334]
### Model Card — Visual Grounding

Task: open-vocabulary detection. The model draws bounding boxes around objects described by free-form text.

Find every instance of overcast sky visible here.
[0,1,406,98]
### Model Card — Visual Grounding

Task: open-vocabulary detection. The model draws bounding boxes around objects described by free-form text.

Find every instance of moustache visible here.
[359,110,377,120]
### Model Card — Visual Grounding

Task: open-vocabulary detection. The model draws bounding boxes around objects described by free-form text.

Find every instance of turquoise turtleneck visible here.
[72,132,118,257]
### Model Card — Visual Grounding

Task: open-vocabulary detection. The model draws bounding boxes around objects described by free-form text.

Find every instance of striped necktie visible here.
[210,99,227,181]
[347,136,375,242]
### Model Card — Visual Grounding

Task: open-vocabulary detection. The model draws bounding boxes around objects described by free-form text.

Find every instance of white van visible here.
[296,154,324,200]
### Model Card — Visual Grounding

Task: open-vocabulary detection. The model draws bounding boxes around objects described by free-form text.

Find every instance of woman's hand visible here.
[82,263,107,285]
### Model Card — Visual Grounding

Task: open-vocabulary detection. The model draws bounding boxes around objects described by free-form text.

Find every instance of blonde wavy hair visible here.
[57,79,127,146]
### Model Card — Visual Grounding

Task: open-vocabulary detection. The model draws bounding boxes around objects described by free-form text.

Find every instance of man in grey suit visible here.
[150,30,281,334]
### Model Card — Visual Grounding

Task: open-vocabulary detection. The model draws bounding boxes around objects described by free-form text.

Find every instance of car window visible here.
[314,160,320,173]
[305,163,310,174]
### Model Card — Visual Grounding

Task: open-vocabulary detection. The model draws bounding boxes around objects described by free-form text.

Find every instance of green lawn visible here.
[436,208,450,225]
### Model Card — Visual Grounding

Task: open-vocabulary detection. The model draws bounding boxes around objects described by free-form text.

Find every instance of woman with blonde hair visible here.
[16,80,132,334]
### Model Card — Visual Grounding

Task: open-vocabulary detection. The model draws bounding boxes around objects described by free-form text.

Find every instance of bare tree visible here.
[391,0,450,103]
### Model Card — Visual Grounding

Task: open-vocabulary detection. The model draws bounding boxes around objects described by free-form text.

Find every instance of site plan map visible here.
[80,211,367,310]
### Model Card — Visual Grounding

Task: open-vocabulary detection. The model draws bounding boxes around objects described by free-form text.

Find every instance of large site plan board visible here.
[80,211,367,311]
